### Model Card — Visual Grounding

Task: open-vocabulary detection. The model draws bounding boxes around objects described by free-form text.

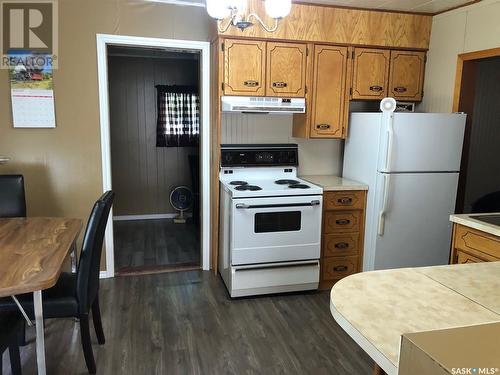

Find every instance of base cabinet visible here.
[319,190,366,290]
[450,223,500,264]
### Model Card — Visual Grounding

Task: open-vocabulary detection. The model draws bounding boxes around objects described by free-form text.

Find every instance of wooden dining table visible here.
[0,217,82,375]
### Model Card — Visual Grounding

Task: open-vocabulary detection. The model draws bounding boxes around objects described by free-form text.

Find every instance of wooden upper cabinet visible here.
[310,45,349,138]
[266,42,307,97]
[351,48,390,100]
[223,39,266,96]
[389,50,426,101]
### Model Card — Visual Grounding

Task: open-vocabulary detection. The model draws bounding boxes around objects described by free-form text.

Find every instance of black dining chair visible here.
[0,312,23,375]
[0,175,26,218]
[0,191,114,374]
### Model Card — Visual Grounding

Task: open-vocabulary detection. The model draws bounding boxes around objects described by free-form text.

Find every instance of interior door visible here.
[351,48,390,100]
[224,39,266,96]
[389,50,426,101]
[310,45,349,138]
[373,172,459,270]
[266,42,307,97]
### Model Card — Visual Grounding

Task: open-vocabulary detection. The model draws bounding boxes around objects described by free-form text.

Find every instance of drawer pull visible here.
[337,197,353,205]
[394,86,407,93]
[316,124,331,130]
[272,81,288,88]
[334,242,349,249]
[333,265,348,272]
[369,85,383,92]
[336,219,351,225]
[244,80,259,87]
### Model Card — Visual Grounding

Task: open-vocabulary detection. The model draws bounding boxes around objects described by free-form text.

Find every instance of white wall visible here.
[420,0,500,112]
[221,114,343,176]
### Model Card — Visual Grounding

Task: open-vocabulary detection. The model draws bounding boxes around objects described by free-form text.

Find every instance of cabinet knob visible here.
[333,265,348,272]
[272,81,288,88]
[394,86,407,93]
[335,219,351,225]
[316,124,331,130]
[244,80,259,87]
[369,85,383,92]
[334,242,349,249]
[337,197,353,205]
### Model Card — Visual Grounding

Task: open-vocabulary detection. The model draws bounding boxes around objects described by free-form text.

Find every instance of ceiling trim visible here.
[145,0,205,7]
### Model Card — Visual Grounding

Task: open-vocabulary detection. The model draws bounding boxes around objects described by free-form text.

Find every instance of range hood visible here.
[221,96,306,114]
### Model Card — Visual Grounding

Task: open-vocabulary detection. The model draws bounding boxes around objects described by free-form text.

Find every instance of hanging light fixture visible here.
[206,0,292,33]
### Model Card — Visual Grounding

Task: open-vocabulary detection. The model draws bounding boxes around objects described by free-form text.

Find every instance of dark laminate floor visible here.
[2,271,373,375]
[114,219,200,273]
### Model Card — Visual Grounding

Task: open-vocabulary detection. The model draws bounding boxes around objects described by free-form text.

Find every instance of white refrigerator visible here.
[343,100,466,271]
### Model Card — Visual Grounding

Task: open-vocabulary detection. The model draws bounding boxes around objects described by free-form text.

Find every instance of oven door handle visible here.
[235,200,321,209]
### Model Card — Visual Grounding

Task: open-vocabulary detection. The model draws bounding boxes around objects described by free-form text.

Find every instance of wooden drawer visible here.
[322,256,358,280]
[324,191,365,210]
[456,250,487,264]
[323,233,359,257]
[324,211,361,233]
[454,224,500,260]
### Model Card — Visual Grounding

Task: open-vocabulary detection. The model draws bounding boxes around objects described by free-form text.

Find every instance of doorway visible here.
[453,48,500,214]
[96,35,210,278]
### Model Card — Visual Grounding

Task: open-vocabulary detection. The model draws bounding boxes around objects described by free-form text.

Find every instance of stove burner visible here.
[235,185,262,191]
[275,179,300,185]
[288,183,310,189]
[230,181,248,186]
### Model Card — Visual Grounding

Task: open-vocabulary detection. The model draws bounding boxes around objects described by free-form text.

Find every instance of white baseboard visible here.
[100,271,111,279]
[113,213,193,221]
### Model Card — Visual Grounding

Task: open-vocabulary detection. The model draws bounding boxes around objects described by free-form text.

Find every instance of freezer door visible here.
[372,172,459,270]
[378,113,466,173]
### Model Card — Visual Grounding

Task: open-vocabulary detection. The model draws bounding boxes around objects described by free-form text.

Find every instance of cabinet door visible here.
[266,42,307,97]
[223,39,266,96]
[351,48,390,100]
[310,45,349,138]
[389,50,426,101]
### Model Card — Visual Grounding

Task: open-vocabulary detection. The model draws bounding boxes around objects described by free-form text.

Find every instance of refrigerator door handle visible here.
[384,113,395,172]
[378,174,391,236]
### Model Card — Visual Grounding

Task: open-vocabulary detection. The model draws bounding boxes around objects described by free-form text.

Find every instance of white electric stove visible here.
[218,144,323,297]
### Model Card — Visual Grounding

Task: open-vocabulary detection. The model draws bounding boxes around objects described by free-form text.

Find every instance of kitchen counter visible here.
[300,175,368,191]
[450,212,500,237]
[330,262,500,375]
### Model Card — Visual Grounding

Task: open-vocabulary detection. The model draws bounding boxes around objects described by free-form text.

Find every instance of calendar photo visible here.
[8,53,56,128]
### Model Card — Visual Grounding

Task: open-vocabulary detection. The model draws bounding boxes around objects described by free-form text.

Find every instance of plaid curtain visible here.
[156,85,199,147]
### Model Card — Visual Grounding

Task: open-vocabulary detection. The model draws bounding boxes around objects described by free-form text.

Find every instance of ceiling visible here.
[296,0,477,14]
[148,0,477,14]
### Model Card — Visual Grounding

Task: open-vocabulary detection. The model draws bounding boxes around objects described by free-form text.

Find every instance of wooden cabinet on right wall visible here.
[388,50,426,101]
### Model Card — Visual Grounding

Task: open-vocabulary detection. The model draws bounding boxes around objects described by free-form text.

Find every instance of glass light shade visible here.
[206,0,230,20]
[228,0,247,14]
[265,0,291,19]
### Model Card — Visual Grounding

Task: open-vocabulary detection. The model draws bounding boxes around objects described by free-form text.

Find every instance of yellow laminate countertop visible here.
[450,212,500,237]
[300,175,368,191]
[330,262,500,375]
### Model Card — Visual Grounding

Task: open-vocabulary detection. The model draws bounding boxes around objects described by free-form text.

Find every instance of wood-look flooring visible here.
[114,219,200,274]
[2,271,373,374]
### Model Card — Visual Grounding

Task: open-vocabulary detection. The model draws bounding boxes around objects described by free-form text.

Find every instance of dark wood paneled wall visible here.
[462,57,500,212]
[108,54,199,216]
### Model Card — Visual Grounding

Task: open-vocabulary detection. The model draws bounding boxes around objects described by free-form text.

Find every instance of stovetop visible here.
[220,167,323,198]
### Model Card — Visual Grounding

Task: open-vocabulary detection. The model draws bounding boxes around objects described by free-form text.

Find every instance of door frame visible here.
[96,34,211,277]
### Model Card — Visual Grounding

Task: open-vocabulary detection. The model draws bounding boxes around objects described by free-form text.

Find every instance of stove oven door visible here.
[231,195,323,265]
